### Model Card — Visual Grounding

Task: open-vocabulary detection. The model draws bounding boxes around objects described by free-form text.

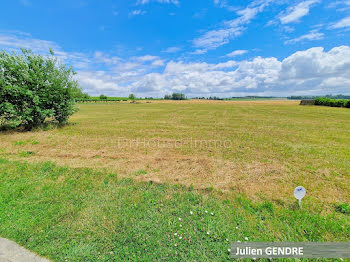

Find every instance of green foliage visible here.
[128,93,136,100]
[290,94,350,100]
[345,100,350,108]
[0,49,78,130]
[71,88,89,100]
[315,97,350,108]
[164,93,186,100]
[99,94,108,100]
[172,93,186,100]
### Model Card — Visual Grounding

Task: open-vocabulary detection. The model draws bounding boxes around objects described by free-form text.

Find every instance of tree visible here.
[0,49,78,130]
[129,94,136,100]
[172,93,186,100]
[164,94,171,100]
[99,94,108,100]
[71,86,90,100]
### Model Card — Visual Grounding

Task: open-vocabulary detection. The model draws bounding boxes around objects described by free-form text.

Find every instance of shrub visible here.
[128,94,136,100]
[0,49,78,130]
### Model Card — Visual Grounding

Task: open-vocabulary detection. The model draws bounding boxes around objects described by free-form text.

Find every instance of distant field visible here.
[1,100,349,207]
[226,97,288,101]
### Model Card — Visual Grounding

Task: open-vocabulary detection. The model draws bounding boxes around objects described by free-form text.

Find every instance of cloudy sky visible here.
[1,0,350,97]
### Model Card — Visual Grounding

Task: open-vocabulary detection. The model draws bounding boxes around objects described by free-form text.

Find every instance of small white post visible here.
[294,186,306,208]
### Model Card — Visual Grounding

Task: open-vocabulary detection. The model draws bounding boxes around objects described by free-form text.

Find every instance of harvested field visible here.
[1,100,349,206]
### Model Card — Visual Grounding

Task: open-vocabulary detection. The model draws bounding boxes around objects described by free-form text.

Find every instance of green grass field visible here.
[0,159,348,261]
[0,100,349,261]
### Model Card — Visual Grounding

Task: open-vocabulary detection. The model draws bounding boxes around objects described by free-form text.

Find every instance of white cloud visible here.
[0,33,60,53]
[193,0,273,52]
[279,0,320,24]
[135,55,159,61]
[130,10,147,16]
[329,16,350,29]
[94,51,120,65]
[130,46,350,97]
[327,1,350,11]
[284,29,324,44]
[226,50,248,57]
[163,46,181,53]
[279,46,350,80]
[151,59,165,67]
[0,32,90,69]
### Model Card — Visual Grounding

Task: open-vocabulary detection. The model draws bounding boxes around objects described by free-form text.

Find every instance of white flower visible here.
[225,238,229,241]
[179,218,182,221]
[174,233,177,236]
[180,224,182,227]
[237,240,241,243]
[207,232,210,235]
[174,244,177,247]
[235,226,239,229]
[179,236,182,240]
[228,249,231,252]
[205,210,208,213]
[244,237,249,241]
[211,212,214,215]
[190,211,193,215]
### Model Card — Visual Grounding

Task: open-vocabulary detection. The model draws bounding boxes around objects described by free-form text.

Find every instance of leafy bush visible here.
[0,49,78,130]
[128,94,136,100]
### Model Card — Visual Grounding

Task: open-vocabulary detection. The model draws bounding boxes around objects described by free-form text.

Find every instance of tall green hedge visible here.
[315,98,350,108]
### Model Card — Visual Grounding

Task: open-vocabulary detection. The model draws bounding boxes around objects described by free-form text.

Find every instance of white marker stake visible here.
[294,186,306,208]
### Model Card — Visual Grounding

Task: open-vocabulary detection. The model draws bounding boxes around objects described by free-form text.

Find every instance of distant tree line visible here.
[192,96,224,100]
[164,93,186,100]
[289,95,350,100]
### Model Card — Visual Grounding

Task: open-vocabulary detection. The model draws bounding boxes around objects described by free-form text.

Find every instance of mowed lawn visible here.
[0,100,349,206]
[0,159,349,261]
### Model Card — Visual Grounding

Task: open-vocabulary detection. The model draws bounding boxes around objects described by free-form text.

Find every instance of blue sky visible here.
[1,0,350,97]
